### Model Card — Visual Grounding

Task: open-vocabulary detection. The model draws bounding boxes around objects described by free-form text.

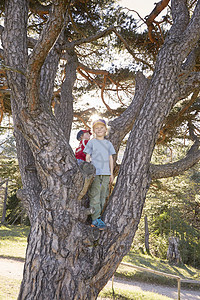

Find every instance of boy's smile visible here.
[94,125,107,139]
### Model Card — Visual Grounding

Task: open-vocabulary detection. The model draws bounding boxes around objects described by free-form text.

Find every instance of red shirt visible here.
[75,139,89,161]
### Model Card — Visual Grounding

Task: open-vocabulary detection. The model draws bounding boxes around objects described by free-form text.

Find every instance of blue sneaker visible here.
[91,218,106,230]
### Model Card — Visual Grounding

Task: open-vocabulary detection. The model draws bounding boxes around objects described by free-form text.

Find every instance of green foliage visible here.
[0,159,20,186]
[131,141,200,268]
[150,235,169,259]
[5,193,30,226]
[67,0,118,37]
[120,251,200,287]
[0,135,16,158]
[0,125,25,225]
[158,98,200,145]
[0,158,23,225]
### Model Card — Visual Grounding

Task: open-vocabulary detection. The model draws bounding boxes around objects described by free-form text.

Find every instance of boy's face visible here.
[93,124,107,137]
[82,132,91,140]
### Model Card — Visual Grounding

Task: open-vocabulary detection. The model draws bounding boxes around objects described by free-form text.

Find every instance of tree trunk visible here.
[54,49,78,142]
[1,0,200,299]
[1,180,8,224]
[145,215,150,254]
[167,236,181,264]
[18,211,103,299]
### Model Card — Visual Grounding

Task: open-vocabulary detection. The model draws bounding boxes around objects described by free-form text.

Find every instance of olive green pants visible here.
[88,175,110,221]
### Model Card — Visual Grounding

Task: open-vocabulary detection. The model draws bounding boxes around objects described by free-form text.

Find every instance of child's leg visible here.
[100,175,110,213]
[88,176,101,221]
[77,159,84,164]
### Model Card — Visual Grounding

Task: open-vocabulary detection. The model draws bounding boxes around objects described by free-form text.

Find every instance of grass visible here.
[98,287,173,300]
[123,250,200,279]
[0,276,21,300]
[0,225,29,260]
[116,250,200,288]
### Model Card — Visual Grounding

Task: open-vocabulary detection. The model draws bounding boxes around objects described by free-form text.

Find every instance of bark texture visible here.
[54,49,78,141]
[1,180,8,224]
[145,215,150,254]
[1,0,200,299]
[167,236,181,263]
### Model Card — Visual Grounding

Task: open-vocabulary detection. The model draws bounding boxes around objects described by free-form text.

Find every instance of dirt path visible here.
[105,277,200,300]
[0,258,199,300]
[0,258,24,280]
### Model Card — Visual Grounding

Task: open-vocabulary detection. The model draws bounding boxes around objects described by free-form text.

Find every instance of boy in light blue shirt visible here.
[84,119,116,230]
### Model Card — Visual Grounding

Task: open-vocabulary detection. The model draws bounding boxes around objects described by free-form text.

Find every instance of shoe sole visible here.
[91,224,106,230]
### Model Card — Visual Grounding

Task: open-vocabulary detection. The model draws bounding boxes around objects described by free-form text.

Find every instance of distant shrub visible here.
[5,192,30,225]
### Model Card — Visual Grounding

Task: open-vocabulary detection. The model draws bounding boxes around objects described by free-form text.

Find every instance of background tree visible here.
[0,0,200,299]
[0,120,22,224]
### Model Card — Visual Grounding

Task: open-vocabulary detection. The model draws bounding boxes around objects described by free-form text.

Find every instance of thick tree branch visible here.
[2,0,28,111]
[169,0,189,39]
[77,162,96,200]
[29,0,51,16]
[150,140,200,179]
[103,3,200,246]
[181,42,200,73]
[178,1,200,57]
[40,32,65,110]
[146,0,170,43]
[27,0,69,111]
[179,72,200,98]
[11,92,42,223]
[0,25,3,36]
[54,49,78,141]
[1,24,36,51]
[0,49,3,59]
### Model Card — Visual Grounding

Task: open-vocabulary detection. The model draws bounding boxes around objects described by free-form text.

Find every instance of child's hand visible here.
[110,174,114,184]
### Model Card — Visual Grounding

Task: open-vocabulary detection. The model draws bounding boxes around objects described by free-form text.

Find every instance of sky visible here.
[119,0,168,18]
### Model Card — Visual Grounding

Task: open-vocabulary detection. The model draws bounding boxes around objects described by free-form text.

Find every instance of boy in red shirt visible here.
[75,129,91,163]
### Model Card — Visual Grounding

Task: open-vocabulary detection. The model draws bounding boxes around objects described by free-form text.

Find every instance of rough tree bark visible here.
[167,236,181,263]
[1,179,8,224]
[1,0,200,299]
[144,215,150,254]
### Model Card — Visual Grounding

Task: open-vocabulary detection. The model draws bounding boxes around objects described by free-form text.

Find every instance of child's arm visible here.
[86,153,91,162]
[109,155,114,183]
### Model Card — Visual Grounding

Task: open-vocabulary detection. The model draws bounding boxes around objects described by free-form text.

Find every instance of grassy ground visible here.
[98,288,173,300]
[0,225,200,299]
[0,225,29,260]
[116,251,200,288]
[123,251,200,279]
[0,276,21,300]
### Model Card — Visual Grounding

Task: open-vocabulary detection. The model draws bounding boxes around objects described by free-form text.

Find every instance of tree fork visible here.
[2,0,200,299]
